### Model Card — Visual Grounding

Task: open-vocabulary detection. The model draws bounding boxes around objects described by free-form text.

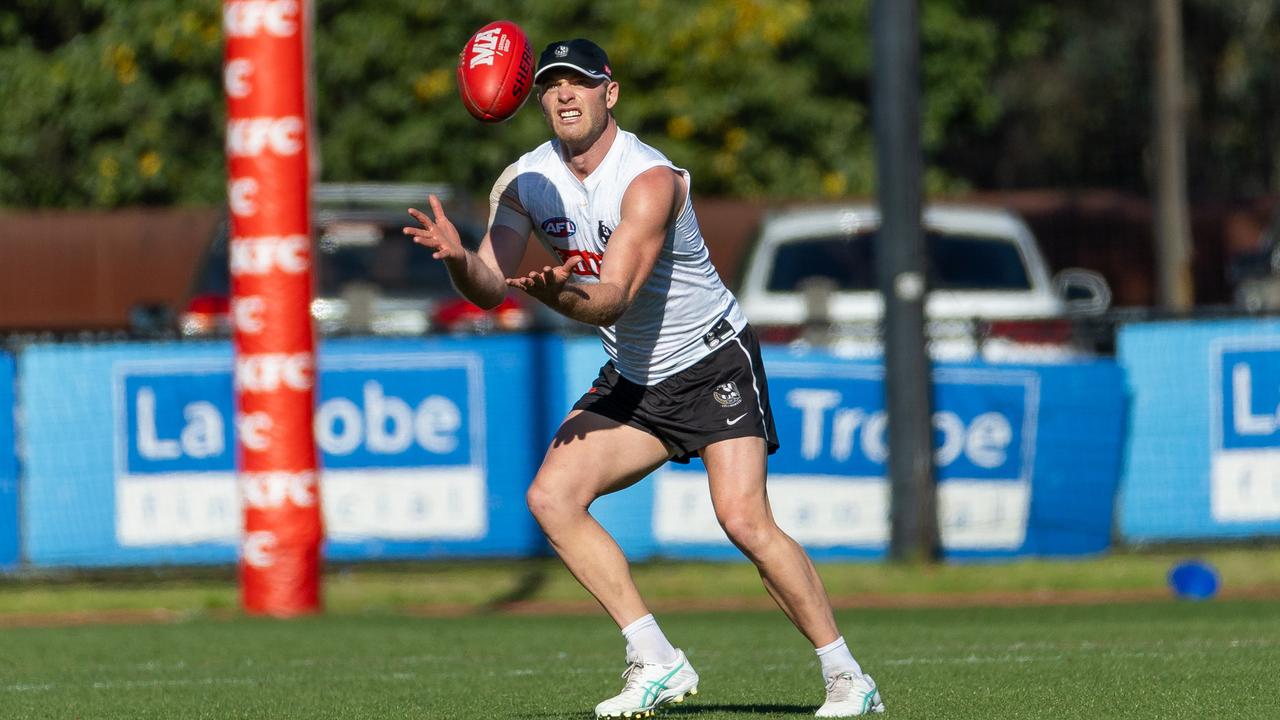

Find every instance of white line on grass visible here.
[4,684,55,692]
[11,636,1274,695]
[3,670,422,694]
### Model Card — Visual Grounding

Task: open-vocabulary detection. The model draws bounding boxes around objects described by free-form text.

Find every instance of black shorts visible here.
[571,323,780,463]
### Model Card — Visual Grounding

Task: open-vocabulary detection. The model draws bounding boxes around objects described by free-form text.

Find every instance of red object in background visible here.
[186,294,231,315]
[224,0,322,617]
[456,20,534,123]
[983,318,1075,345]
[431,295,530,334]
[755,324,805,345]
[179,293,231,336]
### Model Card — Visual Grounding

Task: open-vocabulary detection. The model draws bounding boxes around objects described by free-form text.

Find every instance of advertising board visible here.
[571,342,1125,560]
[1119,320,1280,540]
[20,338,544,567]
[0,351,17,570]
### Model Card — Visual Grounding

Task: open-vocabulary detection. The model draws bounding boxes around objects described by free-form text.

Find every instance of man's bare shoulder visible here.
[623,166,683,205]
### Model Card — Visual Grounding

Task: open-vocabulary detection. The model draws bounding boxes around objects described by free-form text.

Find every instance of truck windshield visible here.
[314,223,453,298]
[766,230,1031,292]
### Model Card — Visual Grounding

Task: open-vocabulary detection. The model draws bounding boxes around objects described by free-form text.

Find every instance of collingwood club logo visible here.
[712,381,742,408]
[555,45,569,57]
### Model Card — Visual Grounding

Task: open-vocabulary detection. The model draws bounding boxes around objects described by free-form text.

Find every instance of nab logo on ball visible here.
[467,28,507,69]
[457,20,533,123]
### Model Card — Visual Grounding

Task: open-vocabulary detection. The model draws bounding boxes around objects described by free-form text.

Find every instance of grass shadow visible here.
[524,703,816,719]
[665,703,816,715]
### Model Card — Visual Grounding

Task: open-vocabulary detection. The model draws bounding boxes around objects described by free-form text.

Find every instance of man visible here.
[404,38,884,719]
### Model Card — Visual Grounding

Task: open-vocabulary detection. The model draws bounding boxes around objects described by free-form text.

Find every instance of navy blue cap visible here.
[534,39,612,83]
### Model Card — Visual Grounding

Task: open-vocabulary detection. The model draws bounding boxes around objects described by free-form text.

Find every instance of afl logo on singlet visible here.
[541,217,576,238]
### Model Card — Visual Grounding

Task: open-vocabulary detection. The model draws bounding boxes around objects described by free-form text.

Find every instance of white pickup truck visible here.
[736,204,1110,361]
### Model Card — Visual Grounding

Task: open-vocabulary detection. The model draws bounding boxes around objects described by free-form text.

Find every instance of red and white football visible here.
[456,20,534,123]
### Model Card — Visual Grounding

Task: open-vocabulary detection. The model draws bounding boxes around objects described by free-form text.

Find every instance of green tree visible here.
[939,0,1280,198]
[0,0,224,207]
[2,0,1277,208]
[1182,0,1280,197]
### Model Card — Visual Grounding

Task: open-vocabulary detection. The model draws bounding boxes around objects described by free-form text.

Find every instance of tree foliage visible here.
[1,0,1277,208]
[0,0,224,206]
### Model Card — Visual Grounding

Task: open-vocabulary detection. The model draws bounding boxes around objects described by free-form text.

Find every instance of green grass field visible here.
[5,546,1280,616]
[2,550,1280,719]
[1,600,1278,719]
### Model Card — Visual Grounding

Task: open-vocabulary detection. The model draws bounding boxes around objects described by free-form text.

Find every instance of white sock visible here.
[815,636,862,678]
[620,614,678,665]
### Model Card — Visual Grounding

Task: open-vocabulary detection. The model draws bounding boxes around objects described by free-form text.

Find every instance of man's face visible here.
[536,69,618,147]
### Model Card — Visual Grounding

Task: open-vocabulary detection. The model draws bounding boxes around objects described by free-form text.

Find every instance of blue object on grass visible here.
[1169,559,1220,600]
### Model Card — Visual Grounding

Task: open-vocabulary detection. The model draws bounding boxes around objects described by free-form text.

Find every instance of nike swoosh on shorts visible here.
[725,413,748,426]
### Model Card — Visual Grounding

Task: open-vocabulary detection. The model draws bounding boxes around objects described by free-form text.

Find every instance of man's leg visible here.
[699,435,840,645]
[528,410,701,718]
[701,435,882,717]
[525,409,670,628]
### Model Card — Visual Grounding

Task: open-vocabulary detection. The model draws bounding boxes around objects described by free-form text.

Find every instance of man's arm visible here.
[404,165,530,309]
[508,166,681,326]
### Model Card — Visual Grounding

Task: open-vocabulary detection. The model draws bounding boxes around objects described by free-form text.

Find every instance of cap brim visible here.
[533,62,610,83]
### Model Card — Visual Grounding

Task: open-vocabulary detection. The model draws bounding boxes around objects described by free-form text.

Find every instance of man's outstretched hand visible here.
[506,256,583,303]
[404,195,465,262]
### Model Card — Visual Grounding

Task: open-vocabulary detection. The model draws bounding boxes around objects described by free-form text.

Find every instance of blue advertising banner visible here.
[563,341,1126,560]
[20,337,545,567]
[0,351,17,570]
[1118,319,1280,541]
[18,333,1128,568]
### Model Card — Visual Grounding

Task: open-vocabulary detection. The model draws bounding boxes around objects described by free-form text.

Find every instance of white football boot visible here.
[594,649,699,719]
[815,671,885,717]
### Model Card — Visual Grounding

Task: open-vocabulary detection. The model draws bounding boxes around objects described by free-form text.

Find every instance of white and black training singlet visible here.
[512,130,747,385]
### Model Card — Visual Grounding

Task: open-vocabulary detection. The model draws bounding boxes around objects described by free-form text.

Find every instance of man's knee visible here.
[716,507,777,555]
[526,477,589,525]
[525,482,558,523]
